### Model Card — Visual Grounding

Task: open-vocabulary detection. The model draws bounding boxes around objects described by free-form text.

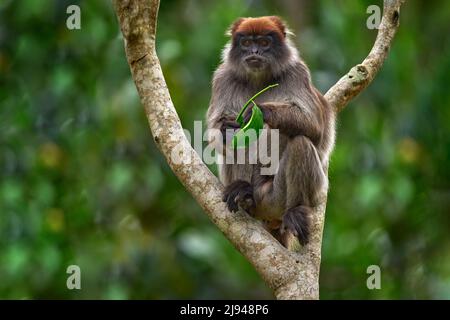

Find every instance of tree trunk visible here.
[112,0,406,299]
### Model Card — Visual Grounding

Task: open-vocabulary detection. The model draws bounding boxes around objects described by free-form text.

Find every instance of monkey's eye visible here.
[258,38,271,48]
[240,38,252,47]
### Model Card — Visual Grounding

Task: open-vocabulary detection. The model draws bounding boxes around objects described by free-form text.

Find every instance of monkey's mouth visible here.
[244,55,266,69]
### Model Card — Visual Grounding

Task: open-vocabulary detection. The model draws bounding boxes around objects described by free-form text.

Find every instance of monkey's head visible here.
[225,16,295,79]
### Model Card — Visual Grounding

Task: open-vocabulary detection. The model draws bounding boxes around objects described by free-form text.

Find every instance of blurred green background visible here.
[0,0,449,299]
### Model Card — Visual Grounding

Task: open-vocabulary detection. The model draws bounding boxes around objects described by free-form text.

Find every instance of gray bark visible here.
[113,0,405,299]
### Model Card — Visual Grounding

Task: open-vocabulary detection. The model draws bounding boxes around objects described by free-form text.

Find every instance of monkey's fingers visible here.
[227,120,241,129]
[222,184,241,212]
[281,206,312,246]
[222,180,254,213]
[222,190,238,212]
[220,121,240,144]
[220,119,241,129]
[226,196,239,212]
[255,103,274,125]
[242,106,254,124]
[235,192,255,213]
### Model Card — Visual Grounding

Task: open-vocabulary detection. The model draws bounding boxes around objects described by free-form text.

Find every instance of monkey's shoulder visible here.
[212,65,252,99]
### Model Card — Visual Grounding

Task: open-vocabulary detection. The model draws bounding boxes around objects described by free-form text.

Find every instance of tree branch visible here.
[325,0,405,112]
[113,0,405,299]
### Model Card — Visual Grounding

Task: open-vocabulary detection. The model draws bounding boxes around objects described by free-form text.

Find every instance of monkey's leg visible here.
[281,136,326,246]
[255,136,326,246]
[220,137,256,214]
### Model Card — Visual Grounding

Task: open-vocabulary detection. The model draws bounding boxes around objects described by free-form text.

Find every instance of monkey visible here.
[206,16,336,248]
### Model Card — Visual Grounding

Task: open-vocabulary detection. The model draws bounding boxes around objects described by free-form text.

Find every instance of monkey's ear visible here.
[226,17,246,37]
[267,16,293,38]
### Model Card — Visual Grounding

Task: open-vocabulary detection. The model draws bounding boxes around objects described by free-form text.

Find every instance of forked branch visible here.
[325,0,405,112]
[113,0,405,299]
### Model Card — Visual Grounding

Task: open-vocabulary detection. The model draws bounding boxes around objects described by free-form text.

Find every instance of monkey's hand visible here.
[243,102,322,144]
[220,117,240,145]
[222,180,255,214]
[242,102,275,127]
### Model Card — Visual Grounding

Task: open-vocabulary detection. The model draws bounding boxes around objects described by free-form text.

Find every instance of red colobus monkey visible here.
[207,16,335,248]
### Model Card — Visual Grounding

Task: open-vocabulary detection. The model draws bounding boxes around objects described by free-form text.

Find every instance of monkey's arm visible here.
[206,102,240,155]
[244,100,324,145]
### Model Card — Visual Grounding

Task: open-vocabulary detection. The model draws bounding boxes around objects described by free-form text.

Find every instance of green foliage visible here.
[0,0,449,299]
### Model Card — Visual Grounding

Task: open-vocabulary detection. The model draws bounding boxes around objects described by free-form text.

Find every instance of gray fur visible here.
[207,20,336,247]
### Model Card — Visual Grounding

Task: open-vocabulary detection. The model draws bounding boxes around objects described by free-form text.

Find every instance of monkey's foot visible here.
[222,180,255,213]
[281,206,312,246]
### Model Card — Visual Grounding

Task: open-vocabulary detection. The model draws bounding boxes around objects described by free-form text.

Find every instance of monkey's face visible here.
[226,17,292,78]
[229,31,291,76]
[235,34,273,71]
